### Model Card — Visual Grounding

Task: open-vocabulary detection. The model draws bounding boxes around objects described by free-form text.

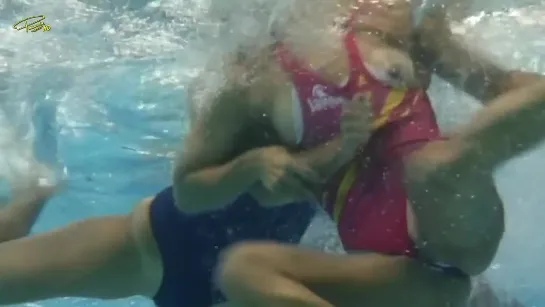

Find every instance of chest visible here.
[271,72,418,148]
[268,34,428,148]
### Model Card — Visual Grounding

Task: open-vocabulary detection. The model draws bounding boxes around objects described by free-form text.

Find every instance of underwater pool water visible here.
[0,0,544,306]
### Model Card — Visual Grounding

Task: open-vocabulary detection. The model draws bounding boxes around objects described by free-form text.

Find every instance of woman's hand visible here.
[254,146,321,205]
[340,93,373,157]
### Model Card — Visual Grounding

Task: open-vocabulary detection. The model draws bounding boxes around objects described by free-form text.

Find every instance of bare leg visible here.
[218,242,470,307]
[0,199,160,305]
[0,182,56,242]
[405,80,545,275]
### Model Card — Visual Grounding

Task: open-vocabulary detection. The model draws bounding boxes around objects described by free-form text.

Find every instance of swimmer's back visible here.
[149,187,315,307]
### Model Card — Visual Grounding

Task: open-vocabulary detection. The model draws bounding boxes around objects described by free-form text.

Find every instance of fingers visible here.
[278,176,319,203]
[263,160,320,188]
[342,109,372,124]
[341,110,373,133]
[343,94,373,119]
[264,172,318,204]
[345,93,369,108]
[287,162,322,185]
[342,128,370,141]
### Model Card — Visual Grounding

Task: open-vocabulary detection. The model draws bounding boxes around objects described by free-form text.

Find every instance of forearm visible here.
[452,79,545,167]
[433,42,541,101]
[503,70,544,92]
[414,33,506,101]
[173,150,260,214]
[416,34,543,102]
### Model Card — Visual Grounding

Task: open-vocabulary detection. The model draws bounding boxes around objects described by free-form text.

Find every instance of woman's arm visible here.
[172,77,264,214]
[412,11,543,103]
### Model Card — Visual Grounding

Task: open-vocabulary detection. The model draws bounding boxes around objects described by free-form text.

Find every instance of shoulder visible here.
[185,71,243,127]
[187,53,281,126]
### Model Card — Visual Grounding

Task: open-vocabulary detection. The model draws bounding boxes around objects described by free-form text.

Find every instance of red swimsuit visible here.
[275,30,442,256]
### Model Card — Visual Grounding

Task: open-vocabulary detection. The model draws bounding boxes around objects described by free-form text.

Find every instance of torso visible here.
[262,29,441,255]
[267,29,432,147]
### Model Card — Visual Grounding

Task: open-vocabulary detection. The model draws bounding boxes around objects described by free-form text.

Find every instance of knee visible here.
[216,242,274,292]
[218,242,255,278]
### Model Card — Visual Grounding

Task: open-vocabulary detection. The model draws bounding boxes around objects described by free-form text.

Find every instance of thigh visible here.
[226,242,470,307]
[0,209,153,304]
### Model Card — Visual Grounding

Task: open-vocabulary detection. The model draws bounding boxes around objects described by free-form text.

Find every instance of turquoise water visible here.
[1,0,545,306]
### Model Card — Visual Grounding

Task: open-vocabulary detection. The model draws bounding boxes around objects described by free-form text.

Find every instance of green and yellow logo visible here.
[13,15,51,32]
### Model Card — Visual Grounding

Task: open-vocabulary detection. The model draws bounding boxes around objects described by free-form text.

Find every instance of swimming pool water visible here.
[1,0,545,306]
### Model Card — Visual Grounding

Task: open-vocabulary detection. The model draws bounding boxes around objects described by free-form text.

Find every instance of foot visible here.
[10,162,63,201]
[0,164,62,241]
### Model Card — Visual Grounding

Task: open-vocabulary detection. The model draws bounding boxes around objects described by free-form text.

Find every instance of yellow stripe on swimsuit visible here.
[332,161,359,224]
